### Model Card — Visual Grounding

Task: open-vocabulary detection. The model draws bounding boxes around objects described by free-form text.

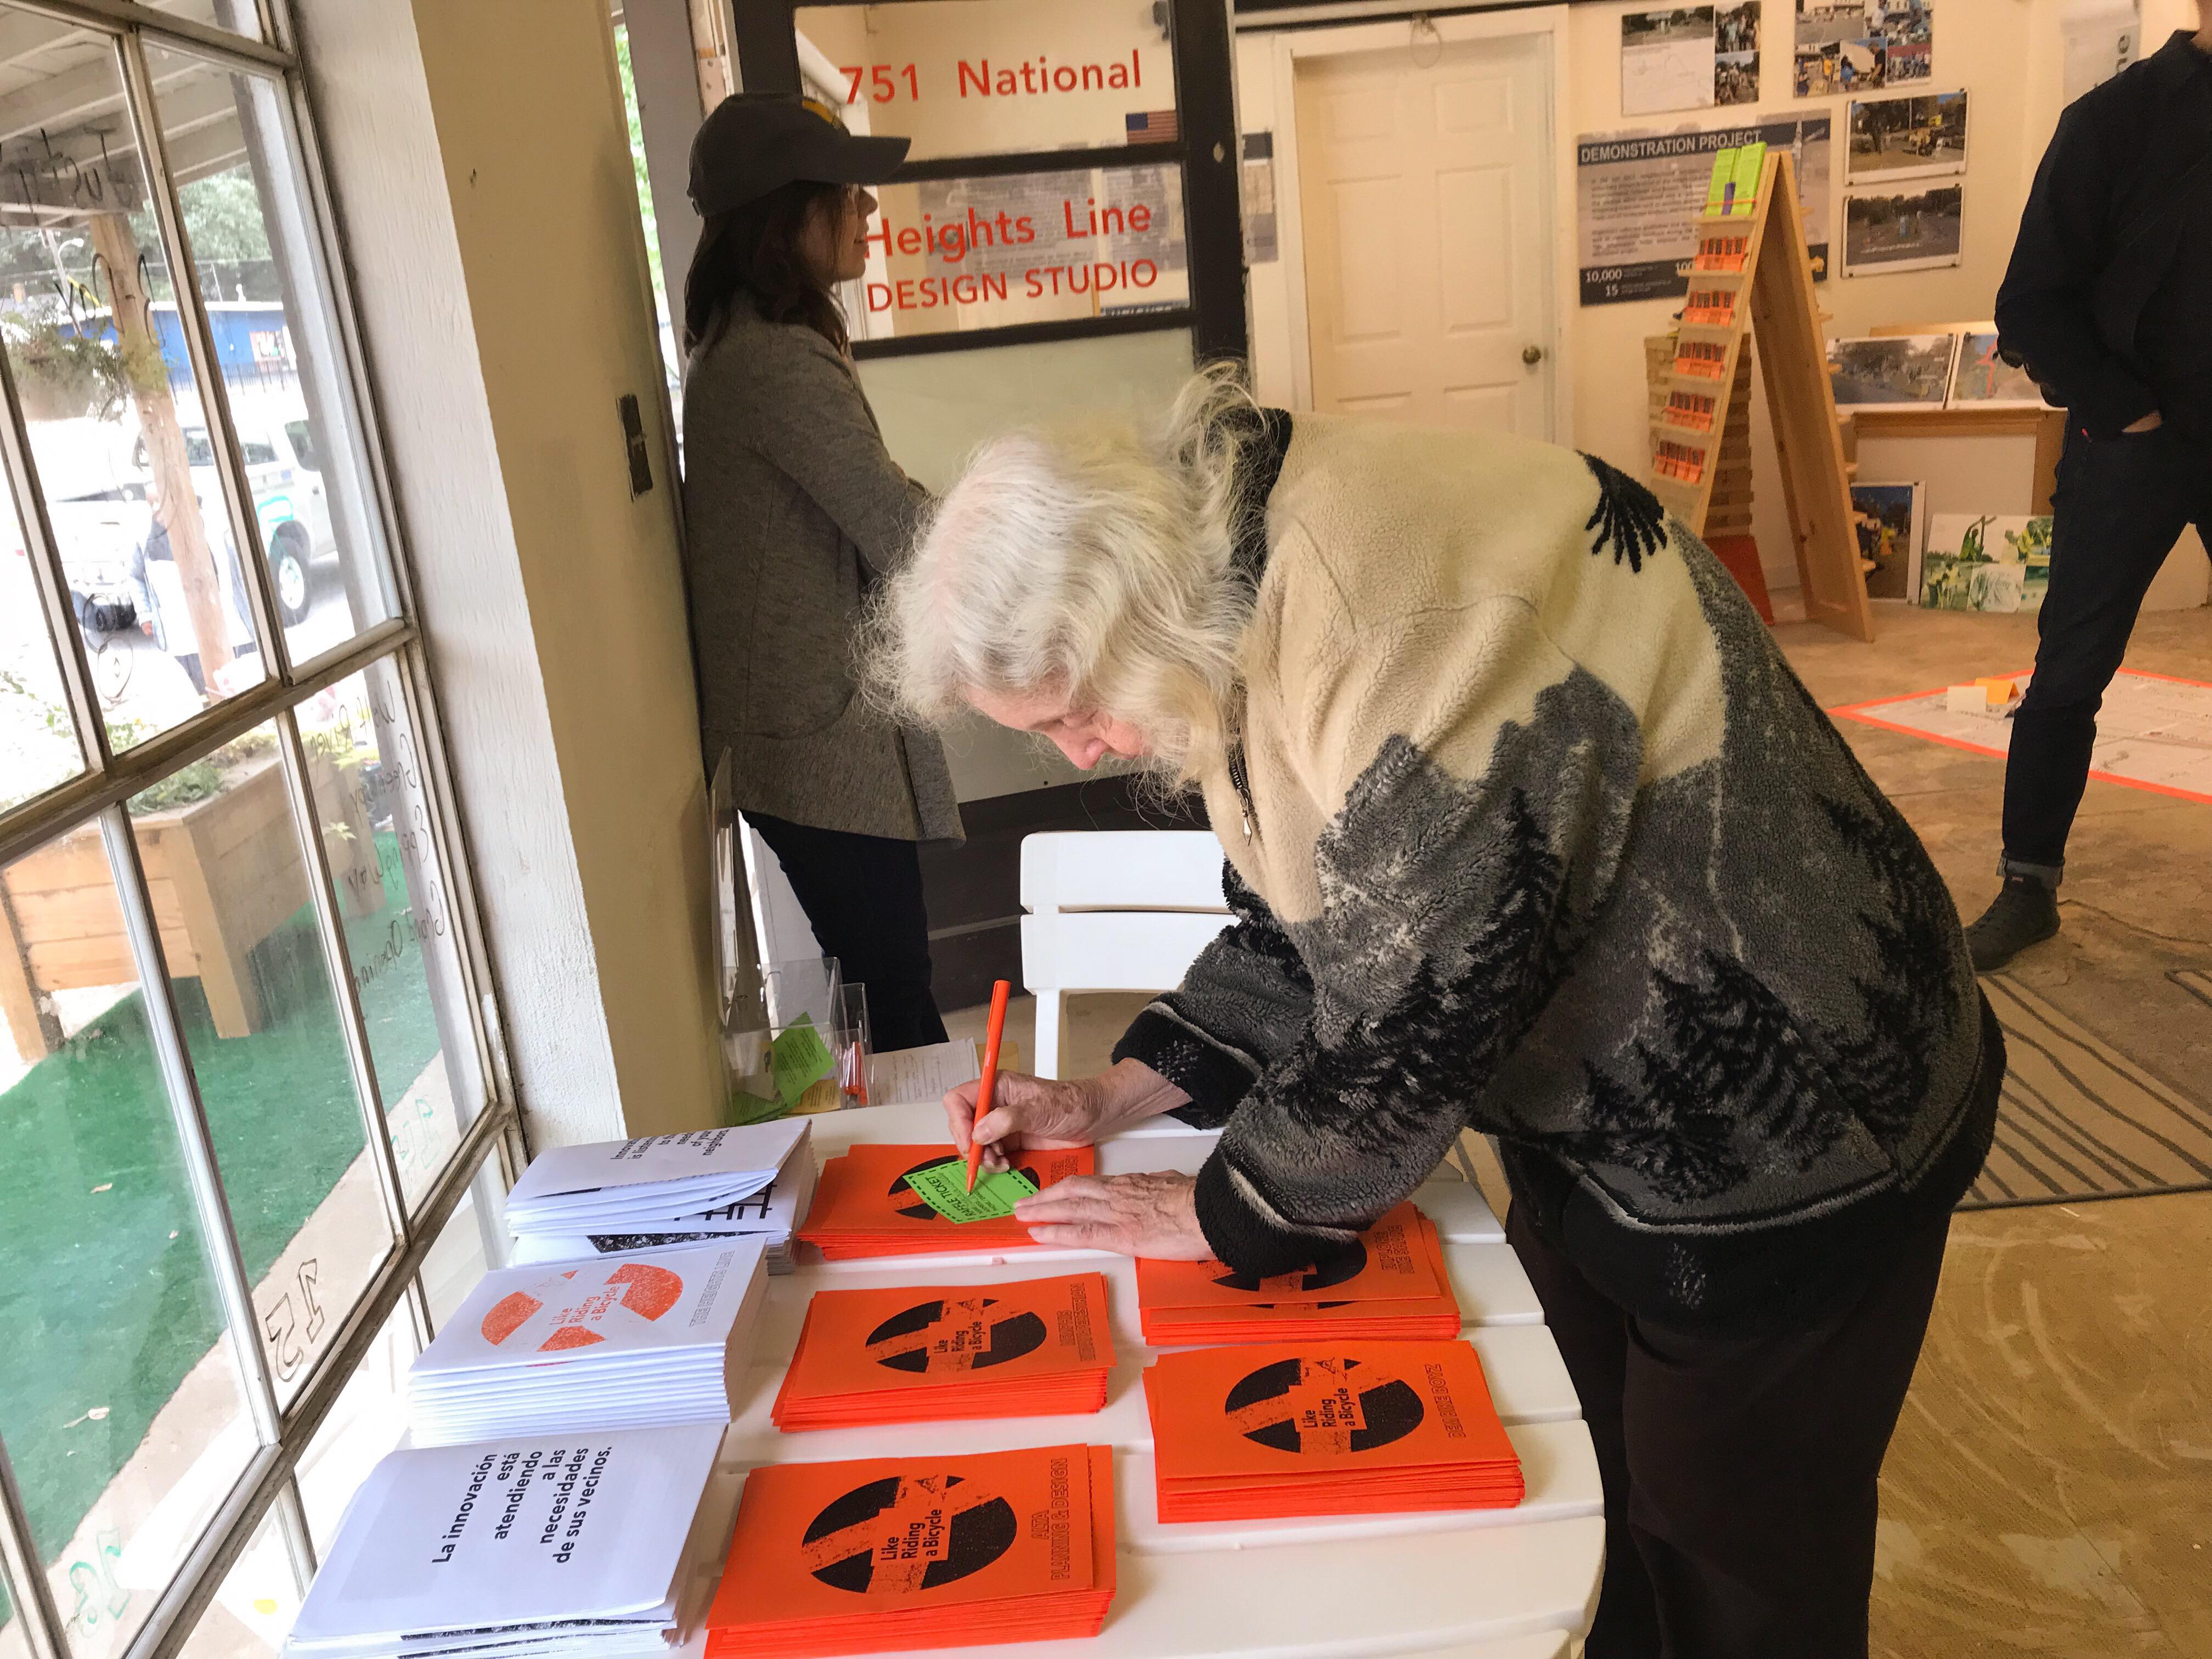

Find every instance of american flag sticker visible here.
[1126,109,1179,144]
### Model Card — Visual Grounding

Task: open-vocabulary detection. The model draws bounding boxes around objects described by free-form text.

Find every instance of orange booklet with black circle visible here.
[1136,1205,1462,1344]
[1142,1340,1522,1521]
[704,1444,1115,1657]
[772,1272,1116,1429]
[797,1144,1095,1260]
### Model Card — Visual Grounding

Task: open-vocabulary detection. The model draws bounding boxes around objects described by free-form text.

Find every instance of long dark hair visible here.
[683,179,849,357]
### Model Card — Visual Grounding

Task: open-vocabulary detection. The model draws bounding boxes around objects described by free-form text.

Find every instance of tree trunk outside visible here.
[88,210,233,683]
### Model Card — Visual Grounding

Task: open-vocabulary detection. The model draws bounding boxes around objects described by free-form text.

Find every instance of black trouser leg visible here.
[745,812,949,1052]
[1508,1204,1951,1659]
[2001,423,2205,877]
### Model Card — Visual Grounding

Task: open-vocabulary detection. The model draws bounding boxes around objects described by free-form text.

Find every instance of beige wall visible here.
[300,0,724,1147]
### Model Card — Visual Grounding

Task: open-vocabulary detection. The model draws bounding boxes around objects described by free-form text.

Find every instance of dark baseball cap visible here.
[687,93,911,217]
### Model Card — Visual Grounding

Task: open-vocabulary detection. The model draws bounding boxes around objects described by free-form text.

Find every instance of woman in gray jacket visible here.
[680,93,961,1048]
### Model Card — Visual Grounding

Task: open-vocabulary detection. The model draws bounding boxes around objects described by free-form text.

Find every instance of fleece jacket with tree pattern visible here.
[1114,410,2001,1337]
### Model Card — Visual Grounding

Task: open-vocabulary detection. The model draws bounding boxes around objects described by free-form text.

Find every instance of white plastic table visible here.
[682,1103,1602,1659]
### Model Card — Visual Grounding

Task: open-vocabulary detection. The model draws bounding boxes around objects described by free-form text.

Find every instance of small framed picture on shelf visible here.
[1850,481,1926,601]
[1948,327,2053,407]
[1826,332,1958,409]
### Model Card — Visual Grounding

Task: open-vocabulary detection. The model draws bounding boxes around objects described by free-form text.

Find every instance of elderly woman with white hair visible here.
[871,372,2000,1659]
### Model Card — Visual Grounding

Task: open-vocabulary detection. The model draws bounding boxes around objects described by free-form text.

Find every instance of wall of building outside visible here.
[294,0,724,1147]
[1555,0,2208,608]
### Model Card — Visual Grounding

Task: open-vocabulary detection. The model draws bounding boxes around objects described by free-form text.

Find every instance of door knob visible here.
[1522,344,1545,365]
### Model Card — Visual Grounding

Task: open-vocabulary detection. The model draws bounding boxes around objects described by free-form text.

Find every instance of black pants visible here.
[1507,1204,1950,1659]
[746,812,948,1052]
[2003,422,2211,878]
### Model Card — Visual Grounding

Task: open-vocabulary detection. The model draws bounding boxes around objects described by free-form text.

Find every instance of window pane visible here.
[128,726,396,1407]
[1,486,87,814]
[795,0,1174,162]
[0,17,269,749]
[297,1302,414,1567]
[142,47,399,670]
[0,837,255,1659]
[296,662,482,1205]
[851,164,1188,343]
[421,1157,508,1336]
[147,1,270,43]
[170,1507,297,1659]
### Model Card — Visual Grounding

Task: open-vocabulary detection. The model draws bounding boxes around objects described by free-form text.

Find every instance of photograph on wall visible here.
[1795,0,1928,93]
[1825,332,1958,408]
[1873,0,1934,78]
[1847,89,1966,180]
[1949,328,2052,406]
[1623,7,1719,116]
[1795,0,1870,93]
[1577,114,1831,304]
[1717,1,1762,103]
[1851,481,1926,600]
[1842,183,1962,273]
[1920,514,2052,612]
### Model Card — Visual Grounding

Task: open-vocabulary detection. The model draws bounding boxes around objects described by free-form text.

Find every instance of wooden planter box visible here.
[0,752,384,1061]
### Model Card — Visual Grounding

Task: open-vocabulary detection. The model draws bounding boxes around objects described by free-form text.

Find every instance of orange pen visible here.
[964,979,1012,1192]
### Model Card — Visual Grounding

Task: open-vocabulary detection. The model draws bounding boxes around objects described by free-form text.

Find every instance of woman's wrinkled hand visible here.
[1012,1171,1211,1259]
[943,1070,1110,1171]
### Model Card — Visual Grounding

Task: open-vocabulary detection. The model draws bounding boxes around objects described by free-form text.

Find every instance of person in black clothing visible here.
[1972,16,2212,969]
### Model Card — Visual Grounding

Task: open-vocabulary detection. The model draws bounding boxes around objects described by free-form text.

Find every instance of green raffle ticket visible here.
[770,1014,835,1109]
[903,1160,1040,1223]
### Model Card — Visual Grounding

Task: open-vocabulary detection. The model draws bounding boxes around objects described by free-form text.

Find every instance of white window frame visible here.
[0,5,523,1658]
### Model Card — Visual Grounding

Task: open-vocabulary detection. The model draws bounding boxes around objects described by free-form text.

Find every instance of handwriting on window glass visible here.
[261,1257,325,1383]
[66,1527,129,1638]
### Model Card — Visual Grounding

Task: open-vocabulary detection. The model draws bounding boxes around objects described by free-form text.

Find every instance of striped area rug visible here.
[1962,974,2212,1210]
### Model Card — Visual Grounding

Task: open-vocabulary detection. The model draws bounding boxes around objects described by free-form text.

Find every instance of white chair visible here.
[1019,830,1230,1078]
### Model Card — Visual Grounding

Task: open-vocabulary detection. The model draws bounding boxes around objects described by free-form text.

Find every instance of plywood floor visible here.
[947,600,2212,1658]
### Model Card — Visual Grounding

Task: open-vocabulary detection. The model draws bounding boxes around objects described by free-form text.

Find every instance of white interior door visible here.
[1291,32,1555,435]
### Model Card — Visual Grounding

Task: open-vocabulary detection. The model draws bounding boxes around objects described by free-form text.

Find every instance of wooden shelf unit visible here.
[1646,150,1873,642]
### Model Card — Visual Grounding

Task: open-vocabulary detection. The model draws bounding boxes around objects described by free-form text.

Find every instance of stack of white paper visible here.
[408,1242,767,1446]
[285,1421,723,1659]
[505,1122,815,1273]
[866,1039,979,1107]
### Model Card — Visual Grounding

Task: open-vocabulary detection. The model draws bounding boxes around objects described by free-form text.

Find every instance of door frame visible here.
[1245,5,1574,441]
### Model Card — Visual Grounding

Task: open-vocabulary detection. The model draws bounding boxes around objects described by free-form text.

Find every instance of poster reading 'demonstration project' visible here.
[1576,114,1831,304]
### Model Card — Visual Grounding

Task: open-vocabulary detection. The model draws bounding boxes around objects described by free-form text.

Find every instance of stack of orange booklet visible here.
[1143,1340,1523,1520]
[1136,1204,1460,1344]
[797,1144,1094,1260]
[772,1272,1116,1429]
[705,1445,1116,1657]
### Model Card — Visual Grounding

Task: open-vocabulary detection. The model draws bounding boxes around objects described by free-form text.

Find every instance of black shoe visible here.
[1965,876,2060,973]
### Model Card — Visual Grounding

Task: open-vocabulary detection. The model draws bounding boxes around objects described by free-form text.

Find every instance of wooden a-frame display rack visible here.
[1649,150,1874,641]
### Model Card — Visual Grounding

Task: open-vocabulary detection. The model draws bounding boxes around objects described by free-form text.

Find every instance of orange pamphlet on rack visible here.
[773,1272,1116,1430]
[797,1144,1094,1260]
[1136,1205,1460,1344]
[1143,1340,1522,1521]
[704,1444,1116,1657]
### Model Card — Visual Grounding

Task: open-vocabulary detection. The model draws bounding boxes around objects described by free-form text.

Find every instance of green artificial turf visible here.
[0,830,442,1568]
